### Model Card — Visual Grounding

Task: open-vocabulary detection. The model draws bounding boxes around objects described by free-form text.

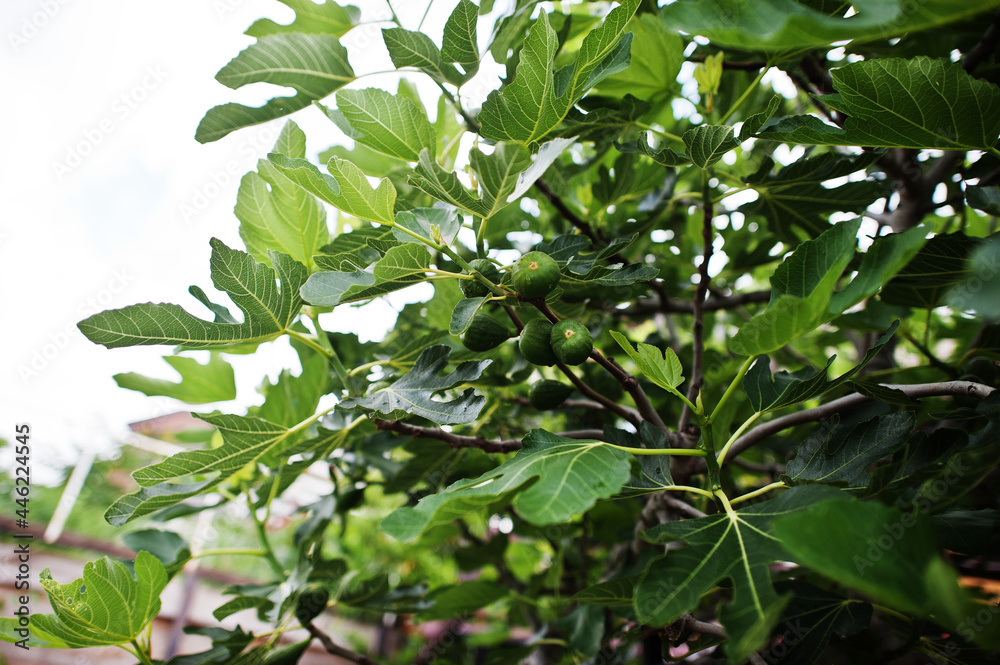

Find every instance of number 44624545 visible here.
[14,424,29,509]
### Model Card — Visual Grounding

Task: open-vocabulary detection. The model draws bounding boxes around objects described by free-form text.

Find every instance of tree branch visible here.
[683,616,727,640]
[555,360,644,428]
[374,419,522,453]
[534,179,603,244]
[306,622,387,665]
[962,8,1000,74]
[878,149,964,233]
[533,299,652,428]
[375,420,612,453]
[511,394,621,414]
[679,176,715,433]
[721,381,996,465]
[602,290,771,316]
[590,350,669,433]
[661,495,707,519]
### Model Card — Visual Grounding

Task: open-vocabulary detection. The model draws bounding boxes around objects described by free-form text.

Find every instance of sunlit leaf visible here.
[268,153,396,225]
[594,14,684,101]
[105,415,345,525]
[610,331,685,395]
[442,0,480,76]
[245,0,360,37]
[730,220,860,356]
[78,240,307,350]
[684,124,738,169]
[197,34,355,142]
[301,243,431,307]
[410,143,531,219]
[327,88,437,161]
[478,0,640,145]
[0,552,167,648]
[236,121,328,272]
[114,353,236,404]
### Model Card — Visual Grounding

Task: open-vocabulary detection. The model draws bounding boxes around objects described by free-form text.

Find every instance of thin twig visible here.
[601,290,771,316]
[900,330,959,379]
[376,420,612,452]
[503,304,524,333]
[534,179,602,243]
[786,71,837,123]
[679,175,715,433]
[555,361,643,428]
[534,300,656,429]
[374,419,522,453]
[511,395,609,412]
[306,622,387,665]
[662,495,707,519]
[684,616,727,639]
[591,350,669,432]
[721,381,995,465]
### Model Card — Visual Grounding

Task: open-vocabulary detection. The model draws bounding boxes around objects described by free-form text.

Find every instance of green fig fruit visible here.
[512,251,560,298]
[550,320,592,365]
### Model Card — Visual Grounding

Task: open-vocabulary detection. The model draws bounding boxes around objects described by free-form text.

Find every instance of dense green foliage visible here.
[8,1,1000,663]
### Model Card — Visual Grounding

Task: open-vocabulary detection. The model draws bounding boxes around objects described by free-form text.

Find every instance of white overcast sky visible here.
[1,0,503,483]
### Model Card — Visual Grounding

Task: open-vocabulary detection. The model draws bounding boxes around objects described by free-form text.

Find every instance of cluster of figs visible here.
[458,251,593,410]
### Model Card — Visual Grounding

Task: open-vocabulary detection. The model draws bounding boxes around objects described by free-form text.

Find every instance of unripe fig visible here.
[462,314,511,352]
[512,251,560,298]
[529,380,574,410]
[460,258,501,298]
[518,319,558,366]
[550,320,592,365]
